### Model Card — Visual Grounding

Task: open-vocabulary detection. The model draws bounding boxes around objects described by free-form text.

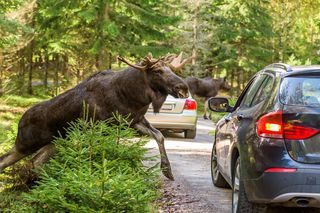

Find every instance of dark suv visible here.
[209,63,320,212]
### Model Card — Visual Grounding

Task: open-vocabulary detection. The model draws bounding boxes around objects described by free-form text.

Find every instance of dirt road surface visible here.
[146,118,231,213]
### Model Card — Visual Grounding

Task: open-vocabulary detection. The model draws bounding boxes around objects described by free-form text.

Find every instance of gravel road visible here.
[146,118,320,213]
[146,118,231,213]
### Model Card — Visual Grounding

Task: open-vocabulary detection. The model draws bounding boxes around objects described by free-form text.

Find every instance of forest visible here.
[1,0,320,97]
[1,0,320,211]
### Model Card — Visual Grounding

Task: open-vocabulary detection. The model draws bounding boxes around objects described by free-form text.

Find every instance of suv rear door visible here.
[280,75,320,164]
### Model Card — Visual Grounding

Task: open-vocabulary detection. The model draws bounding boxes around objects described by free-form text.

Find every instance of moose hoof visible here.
[161,164,175,181]
[163,170,175,181]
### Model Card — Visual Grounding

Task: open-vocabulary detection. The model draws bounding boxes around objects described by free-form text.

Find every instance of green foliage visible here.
[213,0,273,71]
[34,0,179,65]
[0,0,182,96]
[1,116,159,212]
[0,0,34,49]
[2,0,320,97]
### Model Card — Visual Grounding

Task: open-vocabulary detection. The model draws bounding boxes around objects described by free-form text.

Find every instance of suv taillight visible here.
[256,110,320,140]
[184,99,197,110]
[256,111,283,139]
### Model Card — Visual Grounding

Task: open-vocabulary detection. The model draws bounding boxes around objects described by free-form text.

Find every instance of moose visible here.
[186,76,231,119]
[0,53,192,180]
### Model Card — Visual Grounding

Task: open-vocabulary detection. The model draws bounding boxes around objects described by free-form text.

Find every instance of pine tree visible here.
[209,0,273,91]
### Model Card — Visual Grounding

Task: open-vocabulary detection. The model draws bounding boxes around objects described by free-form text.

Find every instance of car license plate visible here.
[162,104,173,110]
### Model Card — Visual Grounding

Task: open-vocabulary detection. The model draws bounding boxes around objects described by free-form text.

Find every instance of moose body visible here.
[0,55,190,180]
[186,77,230,119]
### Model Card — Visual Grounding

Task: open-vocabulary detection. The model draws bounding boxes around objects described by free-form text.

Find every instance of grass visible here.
[0,94,49,108]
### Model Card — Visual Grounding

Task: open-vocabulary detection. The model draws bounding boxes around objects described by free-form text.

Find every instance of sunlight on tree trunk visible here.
[192,0,200,72]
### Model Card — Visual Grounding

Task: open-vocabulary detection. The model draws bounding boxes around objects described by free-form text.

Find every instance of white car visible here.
[145,94,198,139]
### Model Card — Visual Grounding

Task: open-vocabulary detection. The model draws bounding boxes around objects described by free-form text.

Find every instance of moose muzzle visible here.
[173,83,189,99]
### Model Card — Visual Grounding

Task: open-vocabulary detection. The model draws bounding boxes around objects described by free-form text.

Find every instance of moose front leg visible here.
[134,117,174,180]
[31,143,57,169]
[203,98,209,120]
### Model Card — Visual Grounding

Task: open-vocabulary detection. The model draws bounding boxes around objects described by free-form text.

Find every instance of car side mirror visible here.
[208,97,233,112]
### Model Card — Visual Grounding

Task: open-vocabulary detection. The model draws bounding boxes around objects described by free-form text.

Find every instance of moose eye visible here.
[154,69,163,74]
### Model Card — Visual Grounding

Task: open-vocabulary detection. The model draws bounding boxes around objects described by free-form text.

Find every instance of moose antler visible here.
[143,53,161,65]
[118,55,162,71]
[163,54,177,63]
[165,52,194,72]
[117,56,147,71]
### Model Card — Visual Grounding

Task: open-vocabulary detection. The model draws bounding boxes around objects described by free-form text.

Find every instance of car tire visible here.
[211,143,229,188]
[232,157,267,213]
[185,129,196,139]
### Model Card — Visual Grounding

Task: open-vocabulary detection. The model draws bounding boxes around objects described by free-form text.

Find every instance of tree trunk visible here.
[44,52,49,89]
[96,1,111,70]
[0,53,3,96]
[76,68,81,84]
[108,52,112,69]
[27,39,35,95]
[278,0,285,62]
[27,52,33,95]
[62,54,69,83]
[191,0,200,75]
[18,50,25,95]
[241,71,246,90]
[230,69,235,96]
[27,14,37,95]
[54,54,59,95]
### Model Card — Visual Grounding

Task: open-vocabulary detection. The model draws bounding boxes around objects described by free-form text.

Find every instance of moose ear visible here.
[147,52,153,60]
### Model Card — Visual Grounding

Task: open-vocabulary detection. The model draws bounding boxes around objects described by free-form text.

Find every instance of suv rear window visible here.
[280,77,320,107]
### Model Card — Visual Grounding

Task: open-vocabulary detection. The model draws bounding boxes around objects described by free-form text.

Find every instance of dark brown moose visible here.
[0,54,192,180]
[186,76,230,119]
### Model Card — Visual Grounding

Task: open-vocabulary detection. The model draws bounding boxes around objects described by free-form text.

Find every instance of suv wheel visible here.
[185,129,196,139]
[211,144,229,188]
[232,157,266,213]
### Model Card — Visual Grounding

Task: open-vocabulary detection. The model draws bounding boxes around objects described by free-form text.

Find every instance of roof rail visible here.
[265,63,292,72]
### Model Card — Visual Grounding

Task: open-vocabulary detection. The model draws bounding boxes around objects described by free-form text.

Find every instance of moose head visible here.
[218,77,231,91]
[118,54,192,112]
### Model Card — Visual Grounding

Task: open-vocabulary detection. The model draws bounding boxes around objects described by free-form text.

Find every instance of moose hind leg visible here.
[0,147,27,173]
[134,118,174,180]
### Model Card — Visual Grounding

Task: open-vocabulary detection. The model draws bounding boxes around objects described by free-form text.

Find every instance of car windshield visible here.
[280,76,320,107]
